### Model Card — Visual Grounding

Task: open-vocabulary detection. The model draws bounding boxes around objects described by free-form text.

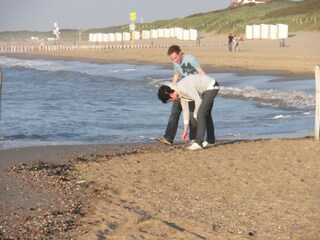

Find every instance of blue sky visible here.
[0,0,233,31]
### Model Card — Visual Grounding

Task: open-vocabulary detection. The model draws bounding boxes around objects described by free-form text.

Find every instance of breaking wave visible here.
[219,86,315,109]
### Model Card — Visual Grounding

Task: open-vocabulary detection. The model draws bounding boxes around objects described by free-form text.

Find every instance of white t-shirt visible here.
[167,74,217,124]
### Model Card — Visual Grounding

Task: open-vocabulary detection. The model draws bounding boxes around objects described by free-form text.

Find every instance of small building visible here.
[245,23,288,40]
[229,0,270,8]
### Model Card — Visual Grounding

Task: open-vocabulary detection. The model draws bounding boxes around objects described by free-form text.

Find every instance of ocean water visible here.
[0,56,315,150]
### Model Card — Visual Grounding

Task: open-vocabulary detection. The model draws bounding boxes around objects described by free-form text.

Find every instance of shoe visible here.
[189,139,195,144]
[203,141,215,148]
[186,142,203,150]
[155,137,172,145]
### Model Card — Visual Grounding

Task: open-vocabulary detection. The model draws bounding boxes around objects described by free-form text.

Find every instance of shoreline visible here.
[0,141,170,171]
[2,53,314,82]
[1,31,320,239]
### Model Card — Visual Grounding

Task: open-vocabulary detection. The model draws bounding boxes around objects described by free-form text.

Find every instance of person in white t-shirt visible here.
[158,74,219,150]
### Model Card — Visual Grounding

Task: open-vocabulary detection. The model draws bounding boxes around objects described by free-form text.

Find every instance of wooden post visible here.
[0,70,2,105]
[0,69,4,141]
[315,65,320,141]
[0,69,2,129]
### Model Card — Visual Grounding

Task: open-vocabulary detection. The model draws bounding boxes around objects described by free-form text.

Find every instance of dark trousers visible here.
[164,100,197,143]
[228,42,233,51]
[195,88,219,146]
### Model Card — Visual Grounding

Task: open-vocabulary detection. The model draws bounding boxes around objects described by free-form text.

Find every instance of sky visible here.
[0,0,234,32]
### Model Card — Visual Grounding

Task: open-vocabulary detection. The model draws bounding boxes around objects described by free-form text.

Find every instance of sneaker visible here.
[203,141,215,148]
[189,139,195,144]
[186,142,203,151]
[155,137,172,145]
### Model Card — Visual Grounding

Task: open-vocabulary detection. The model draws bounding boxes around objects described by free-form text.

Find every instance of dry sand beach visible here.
[6,32,320,75]
[1,32,320,239]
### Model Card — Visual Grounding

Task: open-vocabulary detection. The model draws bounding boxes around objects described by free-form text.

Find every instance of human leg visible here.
[195,89,218,147]
[205,103,215,144]
[188,101,197,141]
[164,100,182,143]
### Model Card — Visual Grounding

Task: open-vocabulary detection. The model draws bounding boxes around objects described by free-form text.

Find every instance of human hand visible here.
[193,114,197,120]
[181,131,188,141]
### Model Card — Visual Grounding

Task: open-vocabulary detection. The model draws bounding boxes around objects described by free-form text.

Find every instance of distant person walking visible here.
[232,35,240,52]
[228,33,234,52]
[279,38,285,48]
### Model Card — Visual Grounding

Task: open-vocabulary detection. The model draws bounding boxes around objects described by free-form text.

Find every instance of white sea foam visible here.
[219,86,315,109]
[273,114,291,119]
[0,56,168,79]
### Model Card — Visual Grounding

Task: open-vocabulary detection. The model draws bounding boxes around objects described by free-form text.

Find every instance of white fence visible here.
[0,41,223,53]
[0,45,36,52]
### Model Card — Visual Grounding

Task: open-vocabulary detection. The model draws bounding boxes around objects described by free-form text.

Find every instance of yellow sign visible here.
[130,12,136,22]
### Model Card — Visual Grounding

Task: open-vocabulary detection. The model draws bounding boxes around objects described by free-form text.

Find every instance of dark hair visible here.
[158,85,174,103]
[167,45,181,56]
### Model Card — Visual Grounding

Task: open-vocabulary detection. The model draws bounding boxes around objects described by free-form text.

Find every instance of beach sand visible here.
[5,31,320,76]
[1,31,320,239]
[1,138,320,239]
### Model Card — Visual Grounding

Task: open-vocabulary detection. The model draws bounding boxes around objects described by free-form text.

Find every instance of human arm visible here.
[172,72,180,83]
[196,67,206,75]
[193,97,202,120]
[180,99,190,141]
[183,83,202,120]
[182,123,188,141]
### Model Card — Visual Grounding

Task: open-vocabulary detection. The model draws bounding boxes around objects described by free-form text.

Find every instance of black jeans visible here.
[164,100,197,143]
[195,88,219,146]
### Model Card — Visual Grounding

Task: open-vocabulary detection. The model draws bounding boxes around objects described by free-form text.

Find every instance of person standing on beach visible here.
[155,45,206,145]
[228,33,234,52]
[157,74,219,150]
[232,35,239,52]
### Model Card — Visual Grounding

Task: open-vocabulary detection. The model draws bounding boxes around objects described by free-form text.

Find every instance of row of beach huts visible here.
[246,23,288,40]
[89,27,199,43]
[0,24,289,53]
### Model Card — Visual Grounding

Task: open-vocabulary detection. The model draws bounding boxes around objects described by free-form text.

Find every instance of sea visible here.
[0,56,315,150]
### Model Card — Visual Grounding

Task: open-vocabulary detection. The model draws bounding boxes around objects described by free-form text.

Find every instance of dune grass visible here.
[0,0,319,42]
